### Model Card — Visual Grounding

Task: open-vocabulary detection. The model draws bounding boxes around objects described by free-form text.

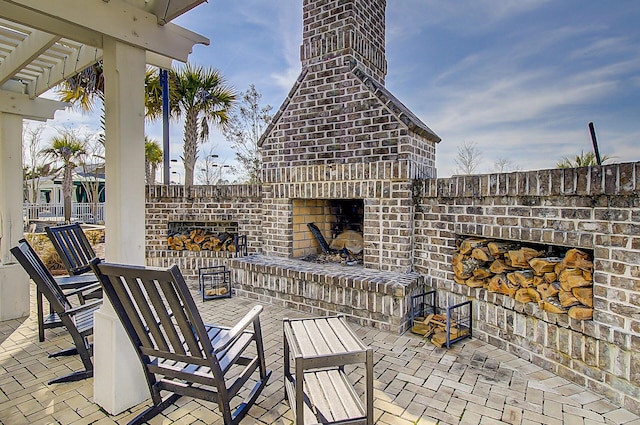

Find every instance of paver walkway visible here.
[1,286,638,425]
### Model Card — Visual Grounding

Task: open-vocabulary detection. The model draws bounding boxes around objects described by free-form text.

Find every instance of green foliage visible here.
[556,150,612,168]
[146,64,236,187]
[145,137,163,184]
[41,129,87,222]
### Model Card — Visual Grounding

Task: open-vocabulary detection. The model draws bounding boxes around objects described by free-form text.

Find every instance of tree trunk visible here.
[63,165,73,222]
[183,110,199,188]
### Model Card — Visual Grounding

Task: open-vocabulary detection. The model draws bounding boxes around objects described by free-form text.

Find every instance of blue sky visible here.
[41,0,640,178]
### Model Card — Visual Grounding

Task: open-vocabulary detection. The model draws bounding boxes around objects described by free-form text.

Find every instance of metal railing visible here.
[23,202,105,224]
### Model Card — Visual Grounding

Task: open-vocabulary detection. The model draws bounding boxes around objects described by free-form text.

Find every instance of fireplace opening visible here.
[292,199,364,264]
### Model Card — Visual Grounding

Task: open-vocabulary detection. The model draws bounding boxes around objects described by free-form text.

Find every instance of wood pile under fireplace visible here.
[453,237,594,321]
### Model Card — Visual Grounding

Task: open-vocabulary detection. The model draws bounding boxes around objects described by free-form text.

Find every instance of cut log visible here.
[471,247,495,262]
[506,247,543,268]
[515,288,542,304]
[472,267,493,279]
[506,270,535,288]
[487,241,520,257]
[559,268,592,291]
[568,306,593,320]
[539,298,568,314]
[488,274,517,297]
[465,277,487,288]
[562,248,593,272]
[490,259,517,274]
[572,286,593,308]
[533,276,545,287]
[528,257,562,275]
[537,282,560,299]
[459,238,491,255]
[453,276,467,285]
[330,230,364,254]
[559,290,581,308]
[543,272,558,284]
[453,255,481,280]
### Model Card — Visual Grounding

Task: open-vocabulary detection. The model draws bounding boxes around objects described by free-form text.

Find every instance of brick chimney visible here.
[300,0,387,84]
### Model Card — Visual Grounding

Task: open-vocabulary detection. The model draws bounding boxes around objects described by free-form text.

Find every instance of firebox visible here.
[292,199,364,258]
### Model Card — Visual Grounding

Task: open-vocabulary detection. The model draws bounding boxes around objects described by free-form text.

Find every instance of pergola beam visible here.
[0,89,67,120]
[2,0,209,62]
[0,29,59,87]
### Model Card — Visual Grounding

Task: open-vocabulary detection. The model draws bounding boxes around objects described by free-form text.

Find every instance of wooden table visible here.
[283,315,373,425]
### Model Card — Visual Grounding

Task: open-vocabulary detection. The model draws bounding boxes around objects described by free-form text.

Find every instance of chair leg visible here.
[127,393,182,425]
[230,369,272,425]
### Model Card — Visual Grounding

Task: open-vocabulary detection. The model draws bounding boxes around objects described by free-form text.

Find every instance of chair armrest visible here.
[62,282,102,297]
[213,305,263,353]
[64,299,102,316]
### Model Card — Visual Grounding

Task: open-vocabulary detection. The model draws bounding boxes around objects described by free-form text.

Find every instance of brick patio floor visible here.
[1,286,639,425]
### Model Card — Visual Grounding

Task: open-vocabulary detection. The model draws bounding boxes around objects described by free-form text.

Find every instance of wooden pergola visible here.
[0,0,208,414]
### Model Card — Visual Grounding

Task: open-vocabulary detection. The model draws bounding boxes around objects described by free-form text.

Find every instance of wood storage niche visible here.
[453,236,594,321]
[167,221,240,253]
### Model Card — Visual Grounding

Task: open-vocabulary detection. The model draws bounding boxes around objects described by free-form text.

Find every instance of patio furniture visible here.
[199,265,232,301]
[283,315,374,425]
[90,258,272,425]
[42,223,102,341]
[45,223,98,276]
[10,239,101,384]
[35,273,100,342]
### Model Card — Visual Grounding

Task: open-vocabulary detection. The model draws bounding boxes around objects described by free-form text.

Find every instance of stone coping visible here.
[230,254,420,296]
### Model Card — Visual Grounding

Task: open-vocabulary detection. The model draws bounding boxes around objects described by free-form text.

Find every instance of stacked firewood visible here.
[412,313,471,347]
[167,230,237,252]
[453,238,593,320]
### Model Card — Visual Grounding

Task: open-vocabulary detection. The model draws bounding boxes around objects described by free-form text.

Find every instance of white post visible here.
[0,112,30,321]
[93,37,149,414]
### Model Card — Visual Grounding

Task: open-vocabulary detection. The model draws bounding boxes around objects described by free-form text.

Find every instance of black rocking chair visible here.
[11,239,101,384]
[90,258,272,425]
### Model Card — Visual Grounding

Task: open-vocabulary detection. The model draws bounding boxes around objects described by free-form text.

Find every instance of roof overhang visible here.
[0,0,209,99]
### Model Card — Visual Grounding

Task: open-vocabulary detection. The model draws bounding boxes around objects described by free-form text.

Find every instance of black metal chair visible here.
[90,258,272,425]
[11,239,101,384]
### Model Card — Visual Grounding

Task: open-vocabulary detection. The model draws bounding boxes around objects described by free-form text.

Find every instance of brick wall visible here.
[145,184,262,280]
[413,162,640,413]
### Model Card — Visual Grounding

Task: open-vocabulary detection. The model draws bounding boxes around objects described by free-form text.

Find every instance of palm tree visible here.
[556,150,612,168]
[42,130,86,222]
[153,64,235,187]
[145,137,163,184]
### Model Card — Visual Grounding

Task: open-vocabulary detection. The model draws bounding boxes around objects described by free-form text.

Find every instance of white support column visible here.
[93,37,149,414]
[0,112,30,321]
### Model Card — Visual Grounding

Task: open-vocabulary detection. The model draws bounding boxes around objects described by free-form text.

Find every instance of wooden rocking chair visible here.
[90,258,272,425]
[45,223,98,276]
[11,239,101,384]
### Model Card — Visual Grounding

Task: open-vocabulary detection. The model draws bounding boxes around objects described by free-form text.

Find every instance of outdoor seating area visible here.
[1,281,639,424]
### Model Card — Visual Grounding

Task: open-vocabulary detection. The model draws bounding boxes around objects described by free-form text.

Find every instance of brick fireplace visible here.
[258,0,440,272]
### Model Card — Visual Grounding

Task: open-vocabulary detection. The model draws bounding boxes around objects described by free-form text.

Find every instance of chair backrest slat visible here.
[11,239,71,312]
[94,262,210,362]
[46,223,96,275]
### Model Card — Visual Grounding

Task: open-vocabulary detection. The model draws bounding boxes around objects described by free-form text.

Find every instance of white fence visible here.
[23,202,105,224]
